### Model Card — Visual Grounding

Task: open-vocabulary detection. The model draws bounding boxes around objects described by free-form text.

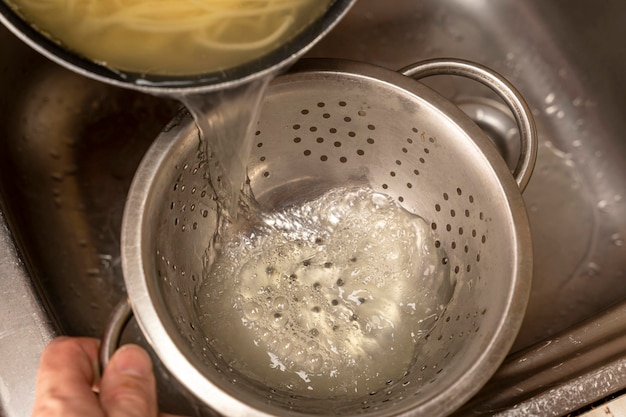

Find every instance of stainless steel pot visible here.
[0,0,355,95]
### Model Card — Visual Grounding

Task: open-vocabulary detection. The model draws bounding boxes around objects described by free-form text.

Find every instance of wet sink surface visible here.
[1,0,625,416]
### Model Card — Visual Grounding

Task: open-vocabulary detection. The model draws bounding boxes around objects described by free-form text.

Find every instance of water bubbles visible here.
[273,296,289,311]
[307,353,324,372]
[292,347,308,365]
[371,192,391,208]
[306,340,320,352]
[198,186,453,397]
[243,301,263,321]
[611,233,624,247]
[271,312,287,328]
[276,340,294,357]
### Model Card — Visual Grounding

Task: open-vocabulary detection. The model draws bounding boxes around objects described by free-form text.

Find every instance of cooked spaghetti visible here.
[5,0,332,75]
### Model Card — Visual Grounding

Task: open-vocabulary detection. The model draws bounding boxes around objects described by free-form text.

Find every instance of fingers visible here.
[31,336,103,417]
[33,337,178,417]
[100,344,158,417]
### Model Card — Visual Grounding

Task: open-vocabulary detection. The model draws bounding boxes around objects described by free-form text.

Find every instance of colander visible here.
[102,58,536,416]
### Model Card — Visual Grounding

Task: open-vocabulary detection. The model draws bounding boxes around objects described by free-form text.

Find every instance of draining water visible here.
[180,76,272,214]
[178,68,454,399]
[197,186,455,397]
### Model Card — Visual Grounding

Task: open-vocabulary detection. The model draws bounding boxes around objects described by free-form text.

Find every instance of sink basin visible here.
[1,0,625,415]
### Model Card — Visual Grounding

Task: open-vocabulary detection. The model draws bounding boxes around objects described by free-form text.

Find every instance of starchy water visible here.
[197,186,455,397]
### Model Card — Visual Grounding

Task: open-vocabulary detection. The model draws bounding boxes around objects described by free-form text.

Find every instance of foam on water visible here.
[197,186,455,397]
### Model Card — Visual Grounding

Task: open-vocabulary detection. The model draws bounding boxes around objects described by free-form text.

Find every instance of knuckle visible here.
[31,390,77,417]
[43,337,78,356]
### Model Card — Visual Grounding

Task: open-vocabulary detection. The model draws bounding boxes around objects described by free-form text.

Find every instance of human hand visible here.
[31,336,180,417]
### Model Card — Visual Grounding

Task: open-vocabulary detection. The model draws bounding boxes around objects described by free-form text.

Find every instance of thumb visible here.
[100,344,158,417]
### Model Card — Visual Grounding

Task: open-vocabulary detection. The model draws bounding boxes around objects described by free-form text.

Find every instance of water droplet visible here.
[611,233,624,247]
[585,262,601,277]
[86,268,100,276]
[50,172,64,182]
[545,105,559,115]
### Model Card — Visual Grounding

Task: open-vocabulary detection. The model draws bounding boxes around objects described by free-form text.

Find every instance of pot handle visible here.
[400,58,538,193]
[99,298,133,371]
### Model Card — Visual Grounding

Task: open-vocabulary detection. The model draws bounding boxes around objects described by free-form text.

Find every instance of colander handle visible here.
[99,298,133,371]
[400,59,538,192]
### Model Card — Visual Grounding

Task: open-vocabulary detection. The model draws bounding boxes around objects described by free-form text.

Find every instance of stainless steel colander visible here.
[103,58,537,417]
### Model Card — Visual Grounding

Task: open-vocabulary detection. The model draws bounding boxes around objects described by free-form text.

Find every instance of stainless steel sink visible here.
[1,0,625,416]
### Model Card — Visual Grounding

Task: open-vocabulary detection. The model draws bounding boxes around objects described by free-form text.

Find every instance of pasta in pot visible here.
[4,0,332,75]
